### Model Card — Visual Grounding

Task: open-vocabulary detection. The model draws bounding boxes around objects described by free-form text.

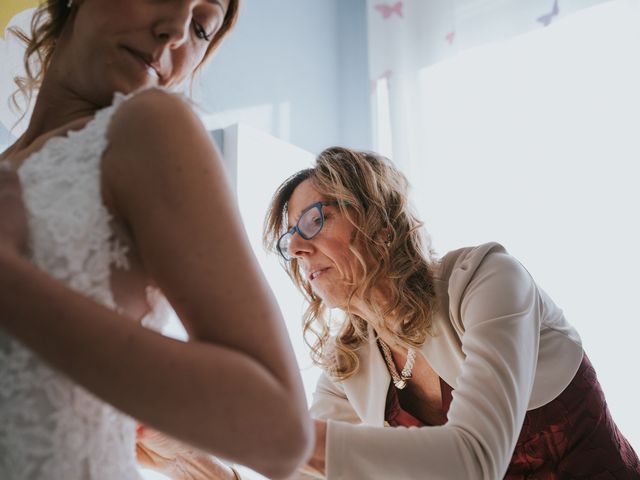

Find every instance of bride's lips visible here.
[121,46,161,80]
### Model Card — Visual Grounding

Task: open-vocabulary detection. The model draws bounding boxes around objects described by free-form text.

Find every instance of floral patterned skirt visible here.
[385,354,640,479]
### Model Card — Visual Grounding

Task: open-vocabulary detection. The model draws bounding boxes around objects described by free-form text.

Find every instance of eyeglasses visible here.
[277,201,340,261]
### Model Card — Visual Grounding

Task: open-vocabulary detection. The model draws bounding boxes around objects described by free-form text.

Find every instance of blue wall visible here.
[194,0,371,155]
[337,0,372,154]
[0,122,12,149]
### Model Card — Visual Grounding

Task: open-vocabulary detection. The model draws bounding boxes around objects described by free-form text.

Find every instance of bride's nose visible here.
[152,2,193,47]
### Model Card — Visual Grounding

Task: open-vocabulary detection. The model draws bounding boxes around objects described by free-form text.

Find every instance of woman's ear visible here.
[384,232,392,247]
[376,228,393,247]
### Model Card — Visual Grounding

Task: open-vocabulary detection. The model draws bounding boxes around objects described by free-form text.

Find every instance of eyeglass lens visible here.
[278,204,324,260]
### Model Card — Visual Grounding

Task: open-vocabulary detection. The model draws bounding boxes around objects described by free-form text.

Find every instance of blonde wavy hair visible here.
[264,147,438,380]
[9,0,240,115]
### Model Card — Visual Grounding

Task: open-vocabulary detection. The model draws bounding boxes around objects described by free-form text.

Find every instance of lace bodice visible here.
[0,92,171,479]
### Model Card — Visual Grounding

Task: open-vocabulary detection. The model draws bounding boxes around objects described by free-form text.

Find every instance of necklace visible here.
[379,340,416,390]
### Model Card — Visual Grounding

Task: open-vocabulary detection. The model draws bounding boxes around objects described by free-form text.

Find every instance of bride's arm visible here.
[0,89,312,480]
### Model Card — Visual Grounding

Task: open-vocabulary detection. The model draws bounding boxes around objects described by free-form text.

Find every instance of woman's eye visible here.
[193,21,212,41]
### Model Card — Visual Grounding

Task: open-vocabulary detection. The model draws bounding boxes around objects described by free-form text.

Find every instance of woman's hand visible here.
[300,420,327,478]
[0,162,28,256]
[136,425,238,480]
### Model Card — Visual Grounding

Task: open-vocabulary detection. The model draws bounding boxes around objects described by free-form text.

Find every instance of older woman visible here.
[0,1,311,479]
[138,146,639,479]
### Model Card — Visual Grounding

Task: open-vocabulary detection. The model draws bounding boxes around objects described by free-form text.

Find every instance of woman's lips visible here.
[309,267,330,281]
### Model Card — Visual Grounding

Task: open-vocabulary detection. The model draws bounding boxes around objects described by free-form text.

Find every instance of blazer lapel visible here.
[419,308,465,389]
[420,257,467,389]
[340,323,390,426]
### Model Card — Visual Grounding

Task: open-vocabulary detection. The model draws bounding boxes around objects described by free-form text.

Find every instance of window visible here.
[399,1,639,448]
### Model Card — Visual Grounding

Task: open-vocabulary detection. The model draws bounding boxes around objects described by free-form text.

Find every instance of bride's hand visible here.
[0,163,28,256]
[136,425,238,480]
[136,424,194,471]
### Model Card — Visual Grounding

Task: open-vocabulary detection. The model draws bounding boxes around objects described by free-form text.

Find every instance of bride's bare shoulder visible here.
[104,89,214,173]
[101,88,221,214]
[107,89,202,146]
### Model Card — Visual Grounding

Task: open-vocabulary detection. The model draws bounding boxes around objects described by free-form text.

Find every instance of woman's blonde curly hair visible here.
[9,0,240,115]
[264,147,438,380]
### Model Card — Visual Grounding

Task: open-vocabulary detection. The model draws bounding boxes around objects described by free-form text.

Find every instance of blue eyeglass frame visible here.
[277,201,340,261]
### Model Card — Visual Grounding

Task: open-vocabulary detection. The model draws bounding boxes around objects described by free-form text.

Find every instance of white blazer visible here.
[301,242,583,480]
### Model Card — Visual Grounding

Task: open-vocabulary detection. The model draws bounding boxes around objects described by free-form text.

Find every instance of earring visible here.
[385,235,392,247]
[67,0,73,8]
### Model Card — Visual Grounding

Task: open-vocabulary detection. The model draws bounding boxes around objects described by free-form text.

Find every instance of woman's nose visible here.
[288,232,313,259]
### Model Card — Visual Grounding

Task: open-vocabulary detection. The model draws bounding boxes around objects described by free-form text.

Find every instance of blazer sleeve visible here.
[309,372,363,424]
[325,248,541,480]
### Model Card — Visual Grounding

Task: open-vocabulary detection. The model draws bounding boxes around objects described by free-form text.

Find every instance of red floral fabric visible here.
[384,355,640,479]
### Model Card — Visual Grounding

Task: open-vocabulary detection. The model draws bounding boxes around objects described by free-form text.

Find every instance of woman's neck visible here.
[346,282,401,337]
[17,76,98,151]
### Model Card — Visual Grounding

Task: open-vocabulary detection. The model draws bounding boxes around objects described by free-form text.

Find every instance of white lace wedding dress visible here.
[0,92,171,479]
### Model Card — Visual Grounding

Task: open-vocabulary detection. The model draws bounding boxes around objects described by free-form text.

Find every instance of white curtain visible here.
[367,0,640,449]
[367,0,615,172]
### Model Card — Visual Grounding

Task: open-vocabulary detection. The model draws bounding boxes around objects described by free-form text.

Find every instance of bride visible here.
[0,1,312,479]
